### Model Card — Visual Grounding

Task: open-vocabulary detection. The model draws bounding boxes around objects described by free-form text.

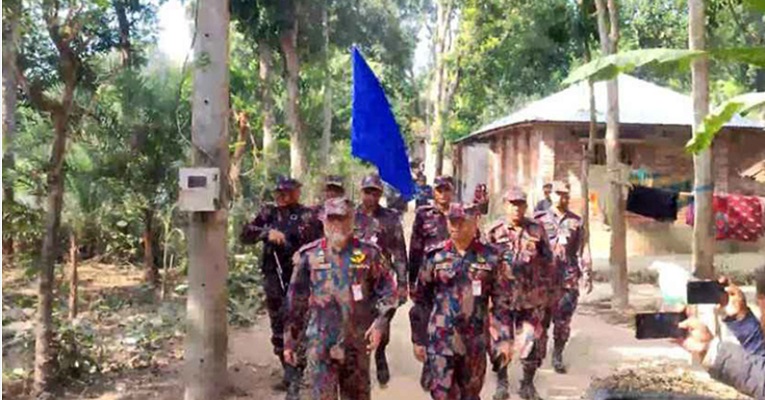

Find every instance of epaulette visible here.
[357,237,382,252]
[533,210,550,220]
[426,239,449,256]
[296,238,322,255]
[415,204,435,214]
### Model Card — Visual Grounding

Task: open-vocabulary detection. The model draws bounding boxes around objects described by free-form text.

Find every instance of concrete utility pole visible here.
[184,0,230,398]
[595,0,628,309]
[689,0,714,279]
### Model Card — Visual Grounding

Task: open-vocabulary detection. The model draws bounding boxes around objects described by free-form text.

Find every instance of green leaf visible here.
[710,47,765,69]
[744,0,765,13]
[563,49,704,85]
[685,92,765,154]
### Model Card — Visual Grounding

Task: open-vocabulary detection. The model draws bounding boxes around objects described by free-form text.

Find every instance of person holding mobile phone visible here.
[676,266,765,399]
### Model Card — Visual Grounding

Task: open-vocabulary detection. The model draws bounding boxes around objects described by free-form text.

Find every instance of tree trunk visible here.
[595,0,627,309]
[68,231,78,320]
[229,110,250,199]
[689,0,714,279]
[113,0,132,68]
[425,0,454,180]
[280,16,306,179]
[2,0,20,267]
[582,76,596,244]
[143,207,158,285]
[184,0,229,396]
[320,5,332,166]
[34,109,70,395]
[258,40,276,171]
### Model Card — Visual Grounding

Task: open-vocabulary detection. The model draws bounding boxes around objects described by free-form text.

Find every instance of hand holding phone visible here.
[635,312,687,339]
[687,280,726,304]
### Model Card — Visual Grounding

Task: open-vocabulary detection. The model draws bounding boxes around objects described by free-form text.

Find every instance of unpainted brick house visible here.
[453,75,765,257]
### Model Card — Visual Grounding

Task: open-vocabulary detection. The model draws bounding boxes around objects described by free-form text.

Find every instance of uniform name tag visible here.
[471,263,491,271]
[352,284,363,301]
[472,280,482,296]
[559,235,568,245]
[313,263,331,270]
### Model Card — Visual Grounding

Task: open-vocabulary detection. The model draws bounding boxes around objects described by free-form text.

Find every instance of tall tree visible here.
[320,3,333,166]
[280,1,307,179]
[424,0,460,179]
[184,0,230,396]
[259,39,277,171]
[2,0,21,267]
[689,0,714,279]
[595,0,628,309]
[18,0,99,392]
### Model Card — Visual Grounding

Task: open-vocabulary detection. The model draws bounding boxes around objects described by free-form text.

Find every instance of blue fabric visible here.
[725,310,765,356]
[351,47,414,200]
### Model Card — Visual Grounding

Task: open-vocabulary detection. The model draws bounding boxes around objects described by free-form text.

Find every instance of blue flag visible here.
[351,47,415,200]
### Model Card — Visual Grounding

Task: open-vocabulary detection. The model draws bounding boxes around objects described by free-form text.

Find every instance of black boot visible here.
[375,347,391,386]
[552,341,567,374]
[272,356,289,392]
[492,366,510,400]
[285,365,301,400]
[519,367,542,400]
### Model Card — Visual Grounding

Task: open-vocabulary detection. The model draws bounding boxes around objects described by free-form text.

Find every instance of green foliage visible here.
[52,320,104,384]
[686,92,765,153]
[228,252,264,327]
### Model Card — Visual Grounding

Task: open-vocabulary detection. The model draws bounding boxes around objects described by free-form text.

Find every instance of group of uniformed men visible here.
[241,173,593,400]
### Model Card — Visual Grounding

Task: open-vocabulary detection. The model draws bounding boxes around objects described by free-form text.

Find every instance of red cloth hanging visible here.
[685,194,763,242]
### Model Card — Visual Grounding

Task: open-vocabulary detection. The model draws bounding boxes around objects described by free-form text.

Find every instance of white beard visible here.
[326,231,351,249]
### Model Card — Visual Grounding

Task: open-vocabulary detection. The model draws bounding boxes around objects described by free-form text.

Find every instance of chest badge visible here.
[290,214,298,221]
[350,249,366,264]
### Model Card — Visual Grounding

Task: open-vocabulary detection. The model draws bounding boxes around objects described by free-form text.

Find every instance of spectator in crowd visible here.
[677,266,765,398]
[534,183,553,213]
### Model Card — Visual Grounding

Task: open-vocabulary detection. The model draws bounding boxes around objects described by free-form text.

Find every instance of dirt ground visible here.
[32,280,754,400]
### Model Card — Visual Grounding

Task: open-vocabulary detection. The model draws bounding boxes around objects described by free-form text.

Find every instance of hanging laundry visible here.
[686,194,764,242]
[626,185,679,222]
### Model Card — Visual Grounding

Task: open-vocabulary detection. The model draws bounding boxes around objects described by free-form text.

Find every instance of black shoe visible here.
[493,366,510,400]
[375,349,391,386]
[271,380,288,392]
[552,343,567,374]
[519,381,543,400]
[284,365,301,400]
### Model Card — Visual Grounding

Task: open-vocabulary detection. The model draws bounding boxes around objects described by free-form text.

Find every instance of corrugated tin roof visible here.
[457,74,763,143]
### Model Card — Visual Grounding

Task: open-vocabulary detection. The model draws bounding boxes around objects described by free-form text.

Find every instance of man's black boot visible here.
[284,365,301,400]
[375,347,391,386]
[492,366,510,400]
[552,341,567,374]
[519,366,542,400]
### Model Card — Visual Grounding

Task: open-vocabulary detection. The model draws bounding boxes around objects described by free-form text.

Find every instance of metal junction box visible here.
[179,167,220,212]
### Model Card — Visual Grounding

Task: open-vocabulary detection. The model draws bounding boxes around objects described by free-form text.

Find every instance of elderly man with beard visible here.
[284,197,397,400]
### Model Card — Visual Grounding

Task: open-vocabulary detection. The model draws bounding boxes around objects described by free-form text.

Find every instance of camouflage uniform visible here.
[240,177,324,368]
[285,198,397,400]
[410,204,515,400]
[487,187,553,400]
[408,176,453,292]
[534,182,592,372]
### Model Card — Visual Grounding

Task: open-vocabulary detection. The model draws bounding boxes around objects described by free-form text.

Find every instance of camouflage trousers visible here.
[306,344,371,400]
[263,270,287,358]
[517,307,548,370]
[421,352,487,400]
[551,288,579,344]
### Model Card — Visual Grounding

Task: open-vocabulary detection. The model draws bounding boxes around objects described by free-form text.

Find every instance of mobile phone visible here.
[635,312,687,339]
[687,280,726,304]
[491,353,506,372]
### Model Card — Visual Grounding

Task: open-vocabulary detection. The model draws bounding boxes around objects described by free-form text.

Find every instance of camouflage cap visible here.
[447,202,479,220]
[542,182,553,189]
[360,174,384,191]
[503,186,527,202]
[434,175,454,190]
[275,176,301,191]
[552,180,570,194]
[324,175,344,189]
[324,197,353,217]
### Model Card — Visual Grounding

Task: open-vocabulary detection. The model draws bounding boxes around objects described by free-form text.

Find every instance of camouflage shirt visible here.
[354,205,408,289]
[534,208,592,290]
[409,239,514,355]
[486,218,553,309]
[240,203,323,275]
[408,204,450,288]
[284,238,397,360]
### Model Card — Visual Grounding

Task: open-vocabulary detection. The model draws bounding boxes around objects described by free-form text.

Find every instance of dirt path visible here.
[224,284,695,400]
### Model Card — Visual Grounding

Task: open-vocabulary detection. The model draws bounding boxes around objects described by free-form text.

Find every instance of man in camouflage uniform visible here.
[410,203,515,400]
[284,197,397,400]
[487,187,553,400]
[534,181,592,374]
[354,174,408,386]
[240,176,324,396]
[409,175,453,293]
[315,175,346,215]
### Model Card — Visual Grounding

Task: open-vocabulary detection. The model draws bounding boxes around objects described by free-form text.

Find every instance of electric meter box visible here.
[179,168,220,212]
